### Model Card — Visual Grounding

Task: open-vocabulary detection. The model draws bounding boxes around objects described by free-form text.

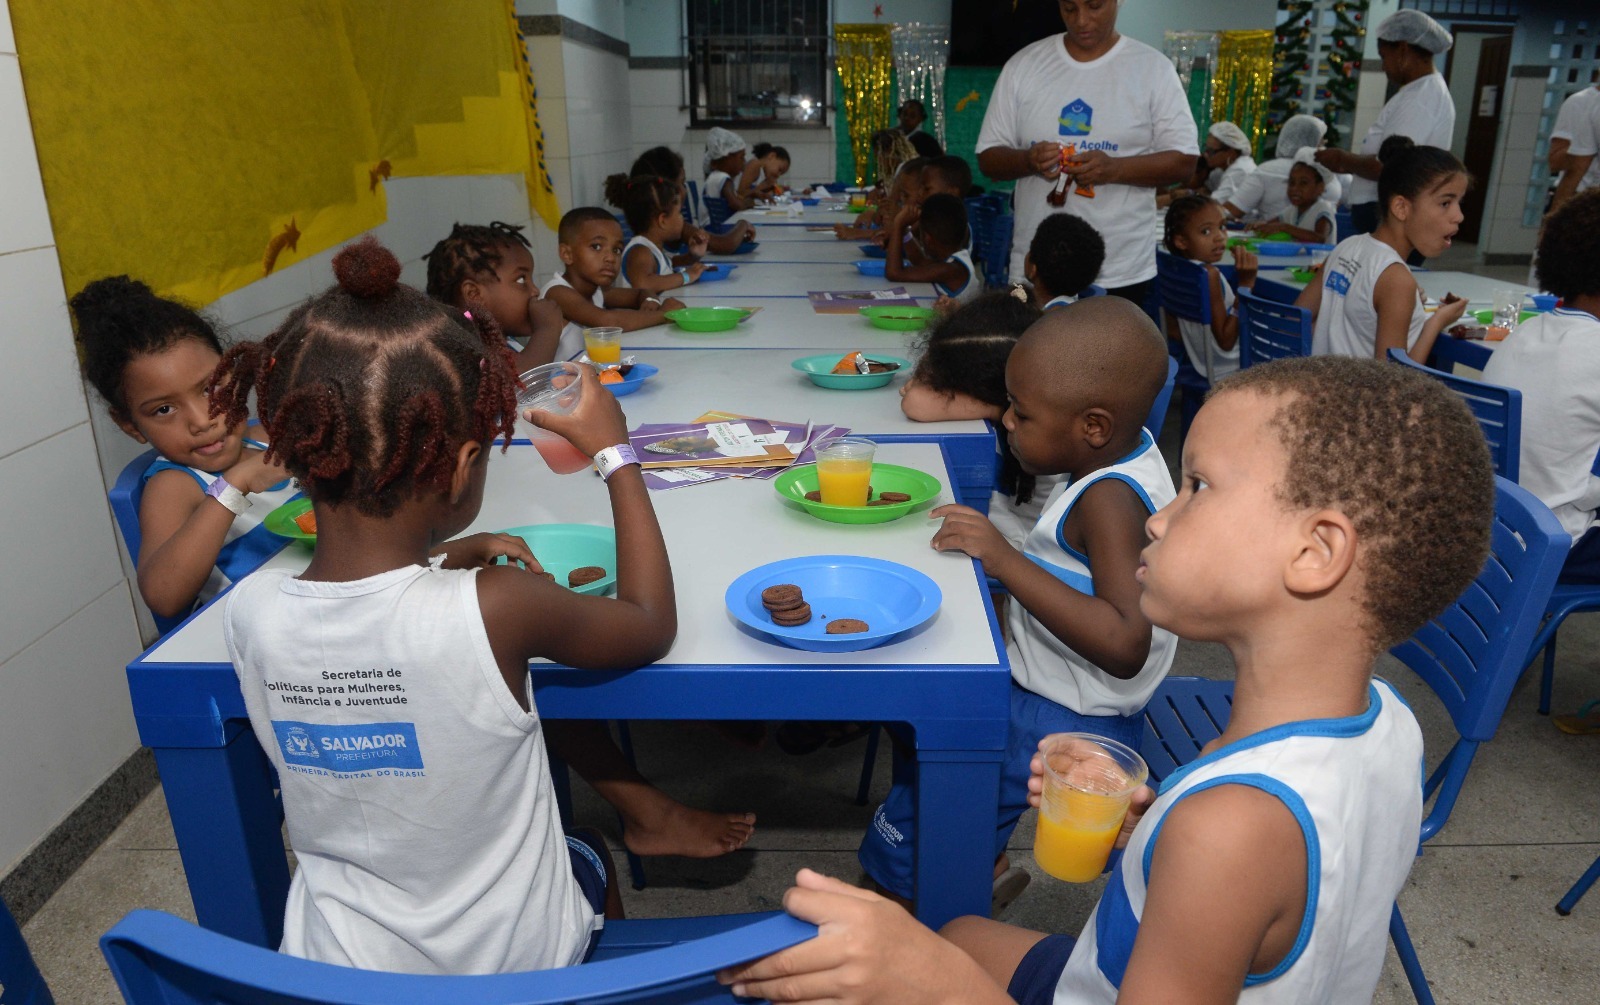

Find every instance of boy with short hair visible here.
[858,297,1177,908]
[1027,213,1107,309]
[923,155,973,200]
[888,193,980,307]
[722,355,1496,1005]
[540,208,683,359]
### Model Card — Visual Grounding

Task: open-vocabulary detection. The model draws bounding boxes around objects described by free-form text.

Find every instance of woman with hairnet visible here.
[1201,121,1256,206]
[1316,10,1455,239]
[702,126,751,217]
[1222,114,1344,224]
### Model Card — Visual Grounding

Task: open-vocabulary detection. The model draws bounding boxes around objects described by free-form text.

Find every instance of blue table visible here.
[126,441,1010,949]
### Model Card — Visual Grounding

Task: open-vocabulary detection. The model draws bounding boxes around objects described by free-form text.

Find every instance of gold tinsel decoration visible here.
[1212,29,1275,158]
[834,23,894,186]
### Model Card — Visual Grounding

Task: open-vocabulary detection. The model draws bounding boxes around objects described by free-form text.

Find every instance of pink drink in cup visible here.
[517,362,591,475]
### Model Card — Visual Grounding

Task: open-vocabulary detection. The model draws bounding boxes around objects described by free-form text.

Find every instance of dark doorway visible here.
[1446,27,1512,244]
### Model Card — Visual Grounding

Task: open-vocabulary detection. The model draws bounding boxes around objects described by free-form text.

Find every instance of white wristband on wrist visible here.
[593,444,640,481]
[205,476,252,516]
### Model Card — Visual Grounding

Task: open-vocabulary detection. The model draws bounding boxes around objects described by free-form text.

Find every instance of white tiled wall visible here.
[1477,72,1542,259]
[0,0,145,879]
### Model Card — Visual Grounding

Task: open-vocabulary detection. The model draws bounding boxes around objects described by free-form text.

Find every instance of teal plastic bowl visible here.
[496,524,617,595]
[791,353,909,389]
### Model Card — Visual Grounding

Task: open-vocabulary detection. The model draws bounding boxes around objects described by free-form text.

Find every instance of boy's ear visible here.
[1081,406,1115,449]
[1284,509,1358,596]
[557,243,575,266]
[1024,256,1038,284]
[112,410,148,444]
[448,440,483,505]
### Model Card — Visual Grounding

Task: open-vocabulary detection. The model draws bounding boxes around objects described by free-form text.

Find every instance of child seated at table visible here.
[601,173,708,294]
[888,193,979,307]
[70,276,295,621]
[1250,151,1337,244]
[628,146,754,255]
[703,126,753,214]
[1164,194,1259,382]
[1483,188,1600,583]
[923,155,974,202]
[860,297,1178,911]
[723,355,1495,1005]
[737,142,791,202]
[541,208,684,360]
[424,221,566,369]
[835,155,925,242]
[1298,138,1470,362]
[1025,212,1106,310]
[210,238,736,975]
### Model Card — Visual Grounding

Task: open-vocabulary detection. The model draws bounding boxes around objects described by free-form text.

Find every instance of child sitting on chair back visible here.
[71,277,294,620]
[860,297,1177,909]
[213,237,681,974]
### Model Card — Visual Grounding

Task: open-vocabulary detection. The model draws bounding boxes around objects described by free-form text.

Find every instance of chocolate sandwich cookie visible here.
[770,603,813,626]
[877,491,911,503]
[761,584,804,609]
[568,566,607,588]
[825,618,870,634]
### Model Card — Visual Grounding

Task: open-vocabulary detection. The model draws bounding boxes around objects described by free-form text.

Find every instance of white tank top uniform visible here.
[704,170,732,209]
[1284,198,1338,242]
[936,248,981,306]
[1051,678,1424,1003]
[226,564,599,975]
[1042,294,1078,310]
[619,235,673,289]
[1174,260,1240,382]
[1311,235,1422,358]
[142,438,298,610]
[540,273,603,361]
[1008,430,1178,715]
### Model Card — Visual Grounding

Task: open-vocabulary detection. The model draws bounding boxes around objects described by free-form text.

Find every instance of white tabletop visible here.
[732,207,861,227]
[141,442,999,670]
[707,240,875,265]
[683,261,936,299]
[541,348,988,441]
[632,296,940,351]
[1256,267,1533,308]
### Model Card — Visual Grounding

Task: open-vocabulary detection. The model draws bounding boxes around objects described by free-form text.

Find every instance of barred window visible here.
[685,0,829,128]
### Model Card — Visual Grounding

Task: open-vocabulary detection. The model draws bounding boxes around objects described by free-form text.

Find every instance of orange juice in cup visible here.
[813,436,875,506]
[1033,734,1147,883]
[583,326,622,365]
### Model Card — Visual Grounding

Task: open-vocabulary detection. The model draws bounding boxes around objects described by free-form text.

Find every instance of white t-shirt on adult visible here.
[1227,159,1344,222]
[977,34,1198,287]
[1551,86,1600,194]
[540,273,602,361]
[1482,308,1600,540]
[1209,155,1256,207]
[1311,234,1423,358]
[1349,73,1455,206]
[227,564,598,975]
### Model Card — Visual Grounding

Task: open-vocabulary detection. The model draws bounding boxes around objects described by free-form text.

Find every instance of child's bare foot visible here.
[620,792,756,858]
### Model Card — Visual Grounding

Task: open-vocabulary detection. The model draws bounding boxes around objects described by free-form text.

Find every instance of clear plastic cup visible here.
[516,362,590,475]
[1032,734,1148,883]
[583,326,623,365]
[1492,289,1520,329]
[813,436,876,507]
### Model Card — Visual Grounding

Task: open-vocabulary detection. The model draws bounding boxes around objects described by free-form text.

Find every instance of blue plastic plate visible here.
[496,524,617,596]
[733,241,760,254]
[697,264,737,283]
[799,197,821,206]
[858,243,887,259]
[600,363,658,398]
[1254,241,1336,257]
[725,555,942,653]
[853,259,887,277]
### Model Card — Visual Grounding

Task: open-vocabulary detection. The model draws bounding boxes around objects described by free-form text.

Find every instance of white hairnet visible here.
[1292,147,1335,188]
[1275,114,1329,160]
[1377,10,1452,54]
[702,127,747,175]
[1208,121,1252,155]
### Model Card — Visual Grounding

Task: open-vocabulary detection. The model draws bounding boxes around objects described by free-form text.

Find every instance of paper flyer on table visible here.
[807,288,919,313]
[627,420,795,469]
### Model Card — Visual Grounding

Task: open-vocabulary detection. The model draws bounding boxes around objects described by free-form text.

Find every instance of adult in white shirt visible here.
[1549,84,1600,213]
[1202,121,1255,206]
[1316,10,1455,239]
[1222,114,1344,223]
[975,0,1196,306]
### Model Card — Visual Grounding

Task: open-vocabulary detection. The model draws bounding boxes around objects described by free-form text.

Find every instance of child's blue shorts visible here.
[857,681,1143,900]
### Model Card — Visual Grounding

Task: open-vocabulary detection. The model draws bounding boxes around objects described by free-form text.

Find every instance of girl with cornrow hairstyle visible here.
[70,275,296,621]
[213,237,752,975]
[624,146,754,255]
[423,221,565,368]
[600,172,708,293]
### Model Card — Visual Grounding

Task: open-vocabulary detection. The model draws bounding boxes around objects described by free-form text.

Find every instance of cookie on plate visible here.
[825,618,870,634]
[568,566,607,588]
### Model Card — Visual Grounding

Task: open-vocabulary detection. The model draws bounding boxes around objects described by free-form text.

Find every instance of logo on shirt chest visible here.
[271,720,425,773]
[1059,99,1093,137]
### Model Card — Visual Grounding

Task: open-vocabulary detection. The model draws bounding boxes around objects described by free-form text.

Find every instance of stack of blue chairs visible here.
[964,194,1012,291]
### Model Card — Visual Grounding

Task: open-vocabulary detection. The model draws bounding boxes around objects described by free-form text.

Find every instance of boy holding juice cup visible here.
[857,298,1178,910]
[721,355,1495,1004]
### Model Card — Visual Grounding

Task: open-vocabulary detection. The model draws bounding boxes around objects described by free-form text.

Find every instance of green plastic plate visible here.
[791,354,909,390]
[1471,309,1536,325]
[1290,267,1317,284]
[263,497,316,547]
[663,307,751,332]
[497,524,617,595]
[773,463,942,524]
[859,306,938,331]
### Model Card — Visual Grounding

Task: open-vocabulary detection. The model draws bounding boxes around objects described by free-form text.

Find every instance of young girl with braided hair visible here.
[70,276,295,621]
[423,221,565,367]
[213,237,751,974]
[600,172,708,293]
[628,146,755,254]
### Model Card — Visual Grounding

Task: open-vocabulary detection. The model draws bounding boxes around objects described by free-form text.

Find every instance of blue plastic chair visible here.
[1236,289,1313,369]
[1250,275,1303,305]
[108,448,187,637]
[1138,477,1568,1005]
[101,908,815,1004]
[1154,250,1215,441]
[702,195,731,228]
[683,181,700,226]
[1520,445,1600,716]
[1,897,52,1005]
[1558,855,1600,915]
[1147,356,1178,437]
[1335,206,1354,243]
[1386,350,1522,481]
